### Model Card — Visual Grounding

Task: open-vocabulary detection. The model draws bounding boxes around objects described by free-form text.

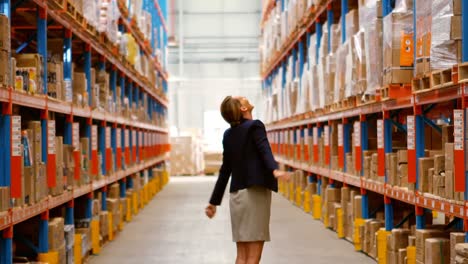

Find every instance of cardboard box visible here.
[390,229,411,251]
[418,157,434,193]
[14,53,44,94]
[451,233,465,261]
[0,15,10,52]
[416,229,448,262]
[48,217,65,250]
[434,155,445,175]
[353,195,362,218]
[398,248,407,264]
[398,150,408,164]
[0,187,9,212]
[384,68,414,85]
[387,250,396,264]
[425,238,450,264]
[326,187,341,202]
[455,243,468,258]
[445,143,454,170]
[0,50,10,86]
[445,170,454,199]
[452,15,462,40]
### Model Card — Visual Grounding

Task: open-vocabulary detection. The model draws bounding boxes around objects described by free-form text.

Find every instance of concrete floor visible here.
[90,176,376,264]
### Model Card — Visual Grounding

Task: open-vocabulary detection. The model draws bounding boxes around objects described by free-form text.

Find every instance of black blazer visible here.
[209,119,278,206]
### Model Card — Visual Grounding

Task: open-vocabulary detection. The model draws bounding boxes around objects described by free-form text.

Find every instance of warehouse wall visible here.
[168,0,262,133]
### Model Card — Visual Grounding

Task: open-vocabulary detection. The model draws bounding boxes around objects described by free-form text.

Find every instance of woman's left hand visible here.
[205,204,217,219]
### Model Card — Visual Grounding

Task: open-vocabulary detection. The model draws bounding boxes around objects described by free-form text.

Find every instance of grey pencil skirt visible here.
[229,185,272,242]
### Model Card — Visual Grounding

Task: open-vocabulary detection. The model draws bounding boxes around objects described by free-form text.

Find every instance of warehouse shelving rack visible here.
[262,0,468,256]
[0,0,170,263]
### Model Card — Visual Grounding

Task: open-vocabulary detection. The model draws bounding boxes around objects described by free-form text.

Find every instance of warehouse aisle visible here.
[90,176,375,264]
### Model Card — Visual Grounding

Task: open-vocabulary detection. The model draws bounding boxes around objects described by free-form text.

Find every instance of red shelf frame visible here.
[0,155,167,231]
[0,88,168,133]
[276,157,466,218]
[267,85,463,131]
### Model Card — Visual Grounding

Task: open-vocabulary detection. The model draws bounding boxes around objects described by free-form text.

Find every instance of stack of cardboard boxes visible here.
[386,229,411,264]
[451,233,466,264]
[0,14,11,87]
[455,243,468,264]
[383,1,414,85]
[415,0,462,76]
[48,217,67,264]
[170,135,204,176]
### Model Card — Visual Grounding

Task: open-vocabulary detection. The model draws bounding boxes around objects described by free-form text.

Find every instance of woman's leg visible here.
[246,241,265,264]
[236,242,248,264]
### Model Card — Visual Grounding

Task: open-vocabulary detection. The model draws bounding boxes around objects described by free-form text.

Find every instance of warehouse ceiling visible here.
[167,0,261,79]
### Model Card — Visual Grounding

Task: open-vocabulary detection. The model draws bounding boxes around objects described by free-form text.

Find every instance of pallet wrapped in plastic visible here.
[414,0,431,76]
[319,23,329,60]
[310,64,319,111]
[359,0,382,95]
[333,43,347,103]
[382,2,414,85]
[298,63,312,114]
[430,0,462,71]
[317,57,327,109]
[344,41,358,98]
[83,0,98,28]
[330,23,341,54]
[326,53,336,106]
[308,34,317,67]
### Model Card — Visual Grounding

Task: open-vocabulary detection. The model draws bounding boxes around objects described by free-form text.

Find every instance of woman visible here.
[205,96,290,264]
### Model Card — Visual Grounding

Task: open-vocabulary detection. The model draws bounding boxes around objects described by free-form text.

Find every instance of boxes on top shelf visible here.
[13,54,45,94]
[382,7,414,85]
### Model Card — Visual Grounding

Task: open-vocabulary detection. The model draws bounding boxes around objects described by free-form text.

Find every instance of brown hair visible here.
[220,96,242,127]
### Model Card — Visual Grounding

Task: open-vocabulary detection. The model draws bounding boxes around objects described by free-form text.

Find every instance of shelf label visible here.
[48,120,56,155]
[12,116,21,157]
[132,130,136,146]
[92,125,98,151]
[304,128,310,161]
[296,129,301,160]
[354,121,362,172]
[324,125,330,165]
[377,119,385,177]
[338,124,344,168]
[106,127,111,149]
[407,116,416,183]
[72,123,79,150]
[116,128,121,148]
[454,109,465,192]
[11,116,22,198]
[313,127,318,163]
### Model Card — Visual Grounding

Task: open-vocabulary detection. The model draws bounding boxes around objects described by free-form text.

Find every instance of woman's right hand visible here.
[205,204,217,219]
[273,170,291,181]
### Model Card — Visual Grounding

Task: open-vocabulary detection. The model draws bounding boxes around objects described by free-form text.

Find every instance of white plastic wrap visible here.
[317,59,326,109]
[358,0,382,95]
[430,0,461,70]
[308,34,317,66]
[334,43,347,103]
[326,54,336,106]
[383,10,414,69]
[319,23,329,60]
[310,65,319,110]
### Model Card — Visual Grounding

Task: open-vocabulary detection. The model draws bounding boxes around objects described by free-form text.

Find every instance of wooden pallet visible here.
[458,62,468,83]
[412,74,431,92]
[48,0,66,10]
[357,93,376,106]
[430,69,452,88]
[63,0,76,20]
